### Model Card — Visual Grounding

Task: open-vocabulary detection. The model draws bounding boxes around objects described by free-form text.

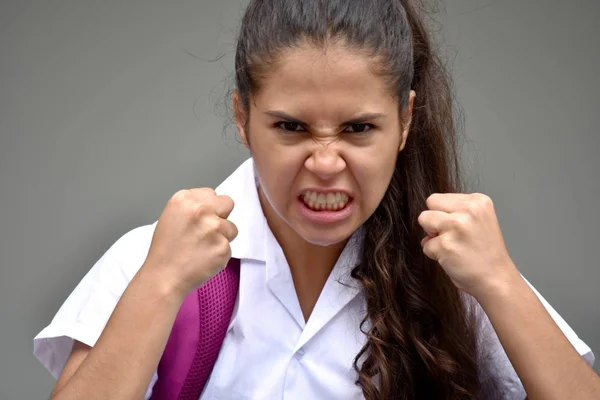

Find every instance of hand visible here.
[418,193,520,299]
[143,188,238,298]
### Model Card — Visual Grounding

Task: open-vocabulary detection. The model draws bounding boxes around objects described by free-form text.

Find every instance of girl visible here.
[34,0,598,399]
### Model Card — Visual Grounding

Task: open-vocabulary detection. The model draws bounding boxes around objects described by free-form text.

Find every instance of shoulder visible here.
[103,222,157,278]
[33,222,159,379]
[464,277,595,399]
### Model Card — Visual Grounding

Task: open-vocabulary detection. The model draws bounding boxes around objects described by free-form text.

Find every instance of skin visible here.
[49,42,600,399]
[49,189,237,400]
[233,43,414,319]
[419,192,600,399]
[235,41,600,397]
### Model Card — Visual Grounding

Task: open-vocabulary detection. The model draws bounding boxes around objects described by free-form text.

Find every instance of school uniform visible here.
[34,157,595,399]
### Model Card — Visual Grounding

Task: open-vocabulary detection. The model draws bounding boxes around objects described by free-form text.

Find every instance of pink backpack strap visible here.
[150,258,240,400]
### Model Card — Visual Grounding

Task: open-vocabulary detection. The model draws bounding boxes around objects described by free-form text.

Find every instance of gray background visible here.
[0,0,598,398]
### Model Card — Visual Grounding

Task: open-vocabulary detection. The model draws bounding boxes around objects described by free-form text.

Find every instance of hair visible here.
[234,0,489,398]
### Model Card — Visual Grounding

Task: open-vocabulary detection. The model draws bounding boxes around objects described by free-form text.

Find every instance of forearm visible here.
[476,271,600,400]
[51,265,185,400]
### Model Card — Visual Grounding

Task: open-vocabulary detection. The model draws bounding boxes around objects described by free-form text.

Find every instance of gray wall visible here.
[0,1,597,398]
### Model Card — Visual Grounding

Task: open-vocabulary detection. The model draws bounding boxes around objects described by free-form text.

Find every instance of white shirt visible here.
[34,158,595,399]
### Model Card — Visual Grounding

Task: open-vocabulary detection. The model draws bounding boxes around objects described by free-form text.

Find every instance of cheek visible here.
[348,147,398,208]
[251,145,304,205]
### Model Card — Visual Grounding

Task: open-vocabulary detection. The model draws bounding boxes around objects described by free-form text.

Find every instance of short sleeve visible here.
[473,276,595,400]
[33,223,159,399]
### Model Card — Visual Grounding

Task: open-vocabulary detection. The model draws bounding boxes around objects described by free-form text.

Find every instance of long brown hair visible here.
[234,0,485,398]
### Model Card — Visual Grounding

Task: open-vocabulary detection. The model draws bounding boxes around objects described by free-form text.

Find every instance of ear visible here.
[232,90,250,149]
[399,90,416,152]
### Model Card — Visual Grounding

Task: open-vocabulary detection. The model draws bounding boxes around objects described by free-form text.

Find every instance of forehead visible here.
[252,43,397,116]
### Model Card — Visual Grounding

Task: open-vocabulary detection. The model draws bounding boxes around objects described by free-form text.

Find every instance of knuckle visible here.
[229,223,239,240]
[480,194,494,209]
[439,235,453,252]
[197,187,217,197]
[218,194,234,210]
[171,189,190,204]
[204,216,221,233]
[472,192,493,208]
[423,241,437,259]
[216,240,231,259]
[188,202,209,217]
[465,199,481,216]
[452,214,470,231]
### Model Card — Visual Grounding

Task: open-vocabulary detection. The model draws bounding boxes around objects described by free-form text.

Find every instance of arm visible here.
[418,193,599,400]
[475,271,600,400]
[50,266,184,400]
[49,189,237,400]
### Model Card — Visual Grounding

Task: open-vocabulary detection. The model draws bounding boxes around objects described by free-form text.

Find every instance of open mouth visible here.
[300,190,351,211]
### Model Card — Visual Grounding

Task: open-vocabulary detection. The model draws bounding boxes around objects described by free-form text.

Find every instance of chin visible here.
[296,226,354,248]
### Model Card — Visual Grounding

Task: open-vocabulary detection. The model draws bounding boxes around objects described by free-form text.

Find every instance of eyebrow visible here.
[264,110,386,127]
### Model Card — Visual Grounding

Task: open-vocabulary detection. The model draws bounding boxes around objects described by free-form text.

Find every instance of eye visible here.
[275,122,305,132]
[344,123,374,134]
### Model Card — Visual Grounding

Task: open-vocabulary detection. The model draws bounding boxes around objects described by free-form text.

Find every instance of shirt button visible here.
[295,348,305,359]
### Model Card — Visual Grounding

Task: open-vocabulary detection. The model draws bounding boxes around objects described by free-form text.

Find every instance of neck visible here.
[258,186,347,274]
[258,187,348,320]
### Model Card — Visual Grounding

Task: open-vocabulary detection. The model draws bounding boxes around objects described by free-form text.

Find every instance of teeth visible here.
[302,190,350,211]
[317,193,326,205]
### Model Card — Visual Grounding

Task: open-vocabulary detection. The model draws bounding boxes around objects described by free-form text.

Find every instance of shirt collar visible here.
[215,157,365,271]
[215,157,267,262]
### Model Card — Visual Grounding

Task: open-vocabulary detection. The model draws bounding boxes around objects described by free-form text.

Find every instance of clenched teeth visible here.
[302,190,349,211]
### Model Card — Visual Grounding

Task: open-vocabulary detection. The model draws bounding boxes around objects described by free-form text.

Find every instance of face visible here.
[234,42,415,247]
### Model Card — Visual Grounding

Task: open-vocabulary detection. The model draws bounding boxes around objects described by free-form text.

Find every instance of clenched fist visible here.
[142,188,238,298]
[418,193,520,299]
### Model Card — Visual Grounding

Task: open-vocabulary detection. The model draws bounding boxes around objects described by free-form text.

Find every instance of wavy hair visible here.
[234,0,486,398]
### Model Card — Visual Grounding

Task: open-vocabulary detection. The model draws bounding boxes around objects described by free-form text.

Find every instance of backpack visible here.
[149,258,240,400]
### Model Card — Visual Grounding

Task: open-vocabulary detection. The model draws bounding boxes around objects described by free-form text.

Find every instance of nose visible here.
[304,140,346,180]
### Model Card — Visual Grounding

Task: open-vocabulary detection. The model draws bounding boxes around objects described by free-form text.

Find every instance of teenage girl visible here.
[35,0,598,398]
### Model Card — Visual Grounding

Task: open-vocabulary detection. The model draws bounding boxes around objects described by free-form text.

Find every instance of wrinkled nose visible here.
[304,140,346,180]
